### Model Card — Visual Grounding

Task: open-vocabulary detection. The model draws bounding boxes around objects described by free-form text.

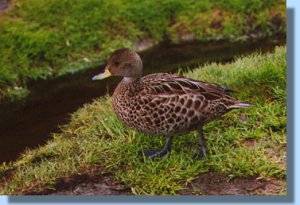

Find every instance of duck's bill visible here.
[92,68,111,80]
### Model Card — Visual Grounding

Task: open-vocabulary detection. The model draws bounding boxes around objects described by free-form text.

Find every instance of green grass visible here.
[0,0,286,101]
[0,46,286,195]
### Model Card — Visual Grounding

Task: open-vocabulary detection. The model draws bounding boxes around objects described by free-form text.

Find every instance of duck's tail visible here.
[229,102,252,109]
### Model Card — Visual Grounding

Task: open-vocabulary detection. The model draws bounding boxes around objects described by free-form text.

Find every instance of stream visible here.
[0,37,285,163]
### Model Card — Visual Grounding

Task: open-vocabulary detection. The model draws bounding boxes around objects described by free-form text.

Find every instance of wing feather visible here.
[140,73,233,100]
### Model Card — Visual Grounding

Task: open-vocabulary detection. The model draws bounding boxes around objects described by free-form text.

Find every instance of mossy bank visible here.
[0,46,287,195]
[0,0,286,101]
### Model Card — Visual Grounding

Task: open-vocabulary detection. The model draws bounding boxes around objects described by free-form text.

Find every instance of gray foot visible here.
[143,149,169,159]
[143,136,173,159]
[198,126,207,159]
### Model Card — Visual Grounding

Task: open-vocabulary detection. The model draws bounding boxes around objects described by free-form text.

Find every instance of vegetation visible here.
[0,0,286,101]
[0,46,287,195]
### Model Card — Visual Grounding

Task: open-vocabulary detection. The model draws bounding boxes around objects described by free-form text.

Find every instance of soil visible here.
[23,170,285,195]
[23,166,131,195]
[179,172,286,195]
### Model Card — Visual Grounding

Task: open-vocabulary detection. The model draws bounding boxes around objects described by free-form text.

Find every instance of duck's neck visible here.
[122,76,141,83]
[122,77,135,83]
[117,76,142,96]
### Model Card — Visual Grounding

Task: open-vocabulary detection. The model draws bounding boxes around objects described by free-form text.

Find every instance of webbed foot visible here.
[197,126,207,160]
[142,136,173,159]
[198,146,207,159]
[143,149,169,159]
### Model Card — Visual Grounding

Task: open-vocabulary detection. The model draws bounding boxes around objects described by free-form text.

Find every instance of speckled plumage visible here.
[113,73,241,136]
[93,48,251,159]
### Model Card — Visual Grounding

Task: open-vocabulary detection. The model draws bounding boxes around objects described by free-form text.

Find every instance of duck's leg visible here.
[198,126,207,159]
[144,136,173,159]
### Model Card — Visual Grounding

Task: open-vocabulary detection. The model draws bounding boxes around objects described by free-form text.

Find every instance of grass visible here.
[0,0,286,101]
[0,46,287,195]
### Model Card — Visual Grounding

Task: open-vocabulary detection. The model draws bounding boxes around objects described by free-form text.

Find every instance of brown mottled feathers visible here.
[112,73,243,136]
[139,73,232,96]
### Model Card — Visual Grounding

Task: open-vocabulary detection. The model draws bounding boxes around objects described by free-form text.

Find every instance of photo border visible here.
[0,3,295,205]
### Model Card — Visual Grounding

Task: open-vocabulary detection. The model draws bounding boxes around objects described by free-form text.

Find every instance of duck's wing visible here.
[140,73,234,100]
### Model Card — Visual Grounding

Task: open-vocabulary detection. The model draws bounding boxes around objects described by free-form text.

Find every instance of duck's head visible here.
[92,48,143,80]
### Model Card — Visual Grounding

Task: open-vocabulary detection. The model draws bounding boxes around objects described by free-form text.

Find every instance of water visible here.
[0,37,285,163]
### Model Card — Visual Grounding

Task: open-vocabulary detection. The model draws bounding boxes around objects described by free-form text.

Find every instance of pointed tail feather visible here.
[229,102,252,109]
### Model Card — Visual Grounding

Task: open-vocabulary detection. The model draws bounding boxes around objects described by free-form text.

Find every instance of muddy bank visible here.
[179,172,286,195]
[22,166,130,195]
[0,37,285,163]
[23,170,285,196]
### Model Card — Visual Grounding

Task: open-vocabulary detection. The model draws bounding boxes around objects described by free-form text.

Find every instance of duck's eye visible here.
[114,61,120,66]
[123,62,132,69]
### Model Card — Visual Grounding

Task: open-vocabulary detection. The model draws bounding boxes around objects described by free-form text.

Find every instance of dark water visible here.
[0,37,285,163]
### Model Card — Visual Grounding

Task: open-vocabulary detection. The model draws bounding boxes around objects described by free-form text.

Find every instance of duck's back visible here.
[112,73,243,136]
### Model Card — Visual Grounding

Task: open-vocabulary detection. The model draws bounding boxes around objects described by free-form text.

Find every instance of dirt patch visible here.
[19,169,286,195]
[242,139,257,148]
[179,172,286,195]
[0,167,15,189]
[23,166,131,195]
[265,146,287,171]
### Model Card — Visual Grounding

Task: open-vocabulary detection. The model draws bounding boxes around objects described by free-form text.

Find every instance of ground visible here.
[25,166,131,195]
[0,46,287,195]
[23,169,285,196]
[180,172,286,195]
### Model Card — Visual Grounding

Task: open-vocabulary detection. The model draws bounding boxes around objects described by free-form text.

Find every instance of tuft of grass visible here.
[0,0,286,101]
[0,46,286,195]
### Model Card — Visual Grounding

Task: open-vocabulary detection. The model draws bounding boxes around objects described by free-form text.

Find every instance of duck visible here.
[92,48,251,159]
